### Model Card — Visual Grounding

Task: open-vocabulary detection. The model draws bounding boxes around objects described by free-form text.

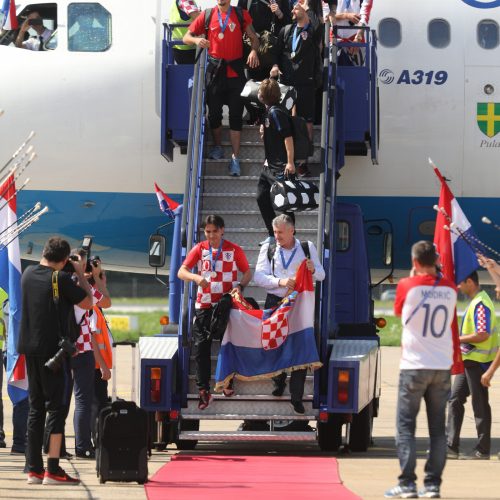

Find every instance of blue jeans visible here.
[71,351,95,454]
[396,369,451,488]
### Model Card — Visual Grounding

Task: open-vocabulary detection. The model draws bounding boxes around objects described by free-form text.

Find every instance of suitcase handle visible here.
[111,342,137,402]
[112,341,137,347]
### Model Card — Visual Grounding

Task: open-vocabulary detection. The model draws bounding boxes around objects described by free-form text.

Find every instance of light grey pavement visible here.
[0,346,499,499]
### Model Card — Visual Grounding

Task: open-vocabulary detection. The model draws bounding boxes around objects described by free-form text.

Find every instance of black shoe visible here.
[10,448,25,455]
[60,451,73,459]
[290,401,305,415]
[0,440,6,449]
[272,379,286,397]
[75,449,95,460]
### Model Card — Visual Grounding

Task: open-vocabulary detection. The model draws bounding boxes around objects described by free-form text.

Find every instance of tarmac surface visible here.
[0,346,499,499]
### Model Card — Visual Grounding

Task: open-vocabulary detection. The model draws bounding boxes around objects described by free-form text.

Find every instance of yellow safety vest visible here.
[170,0,196,51]
[461,290,498,363]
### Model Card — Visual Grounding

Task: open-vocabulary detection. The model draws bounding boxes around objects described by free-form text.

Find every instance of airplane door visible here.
[463,66,500,200]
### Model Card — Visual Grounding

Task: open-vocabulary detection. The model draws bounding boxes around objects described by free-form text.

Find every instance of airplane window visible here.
[378,18,401,48]
[477,20,499,49]
[0,3,57,49]
[428,19,450,48]
[68,3,111,52]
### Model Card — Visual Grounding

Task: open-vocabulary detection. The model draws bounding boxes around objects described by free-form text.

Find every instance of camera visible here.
[28,18,43,26]
[45,337,77,372]
[62,254,79,273]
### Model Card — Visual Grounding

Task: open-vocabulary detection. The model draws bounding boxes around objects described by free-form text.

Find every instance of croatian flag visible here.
[432,160,479,375]
[154,182,181,219]
[1,0,18,30]
[0,174,28,403]
[214,261,322,391]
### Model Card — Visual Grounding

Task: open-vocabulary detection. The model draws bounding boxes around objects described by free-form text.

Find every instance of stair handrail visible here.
[179,49,208,349]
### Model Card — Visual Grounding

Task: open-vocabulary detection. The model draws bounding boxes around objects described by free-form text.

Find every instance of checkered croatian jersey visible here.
[75,287,103,353]
[395,274,457,370]
[182,240,249,309]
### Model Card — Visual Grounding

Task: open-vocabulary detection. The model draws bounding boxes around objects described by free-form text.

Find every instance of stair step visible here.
[187,394,313,401]
[178,430,317,441]
[181,413,316,420]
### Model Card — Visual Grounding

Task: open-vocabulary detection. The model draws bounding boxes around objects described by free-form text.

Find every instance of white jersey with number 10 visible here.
[395,275,458,370]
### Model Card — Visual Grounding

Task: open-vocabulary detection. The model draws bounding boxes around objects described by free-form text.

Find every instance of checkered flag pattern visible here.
[476,304,487,332]
[261,306,291,350]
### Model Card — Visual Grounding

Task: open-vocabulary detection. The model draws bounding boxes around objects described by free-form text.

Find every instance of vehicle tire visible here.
[175,418,199,450]
[317,414,342,452]
[349,401,373,452]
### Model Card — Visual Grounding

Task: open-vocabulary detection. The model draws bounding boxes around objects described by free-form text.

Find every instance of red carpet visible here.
[145,455,360,499]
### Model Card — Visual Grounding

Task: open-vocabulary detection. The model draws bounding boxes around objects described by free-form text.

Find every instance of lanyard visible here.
[291,24,308,54]
[404,275,441,326]
[209,240,224,273]
[217,6,232,35]
[280,246,298,270]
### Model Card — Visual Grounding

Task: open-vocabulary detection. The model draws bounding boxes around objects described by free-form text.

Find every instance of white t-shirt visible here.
[395,274,457,370]
[22,28,53,51]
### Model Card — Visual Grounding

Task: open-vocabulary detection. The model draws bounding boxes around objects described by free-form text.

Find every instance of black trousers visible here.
[206,75,245,131]
[193,308,214,391]
[91,368,109,444]
[265,293,306,403]
[26,355,67,472]
[256,167,295,237]
[173,48,195,65]
[447,359,491,454]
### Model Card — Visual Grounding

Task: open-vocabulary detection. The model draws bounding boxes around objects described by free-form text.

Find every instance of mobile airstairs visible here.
[140,24,382,452]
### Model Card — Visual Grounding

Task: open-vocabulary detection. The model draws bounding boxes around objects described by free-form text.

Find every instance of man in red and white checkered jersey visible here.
[69,249,111,459]
[178,214,251,409]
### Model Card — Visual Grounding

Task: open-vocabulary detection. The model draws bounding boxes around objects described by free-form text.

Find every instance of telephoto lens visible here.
[44,338,77,372]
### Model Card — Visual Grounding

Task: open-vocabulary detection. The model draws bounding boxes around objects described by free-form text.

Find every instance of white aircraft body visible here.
[0,0,498,273]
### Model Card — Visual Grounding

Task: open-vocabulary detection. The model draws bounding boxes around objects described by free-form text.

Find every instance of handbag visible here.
[270,175,319,212]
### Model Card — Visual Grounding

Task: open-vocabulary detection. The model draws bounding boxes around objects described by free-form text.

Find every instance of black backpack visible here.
[291,115,314,161]
[269,105,313,162]
[267,241,310,275]
[208,293,233,341]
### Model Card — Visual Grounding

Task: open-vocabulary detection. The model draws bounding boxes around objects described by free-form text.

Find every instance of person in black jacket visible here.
[18,237,93,485]
[256,79,296,244]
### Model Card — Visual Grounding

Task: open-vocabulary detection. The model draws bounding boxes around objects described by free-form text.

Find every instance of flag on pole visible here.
[1,0,18,30]
[431,160,480,375]
[154,182,181,219]
[214,261,322,391]
[0,174,28,402]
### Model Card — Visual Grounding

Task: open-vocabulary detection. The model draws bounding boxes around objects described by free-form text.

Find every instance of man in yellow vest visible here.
[447,271,498,460]
[169,0,201,64]
[0,287,7,448]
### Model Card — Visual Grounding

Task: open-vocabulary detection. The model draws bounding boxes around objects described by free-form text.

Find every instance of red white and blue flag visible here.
[215,261,322,390]
[432,161,480,374]
[154,182,181,219]
[1,0,18,30]
[0,174,28,403]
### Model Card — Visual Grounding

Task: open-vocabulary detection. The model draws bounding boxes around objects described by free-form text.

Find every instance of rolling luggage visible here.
[96,341,149,484]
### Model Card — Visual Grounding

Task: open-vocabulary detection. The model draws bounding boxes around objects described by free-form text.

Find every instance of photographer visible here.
[69,249,111,460]
[18,237,93,485]
[15,11,53,51]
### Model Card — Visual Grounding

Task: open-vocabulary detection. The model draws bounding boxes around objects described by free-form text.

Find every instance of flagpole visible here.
[482,216,500,232]
[0,131,35,178]
[0,201,41,238]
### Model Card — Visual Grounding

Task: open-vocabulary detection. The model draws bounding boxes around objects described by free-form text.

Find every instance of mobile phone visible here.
[28,18,44,26]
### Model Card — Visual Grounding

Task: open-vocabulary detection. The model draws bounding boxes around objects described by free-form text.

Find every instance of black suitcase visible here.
[96,341,149,484]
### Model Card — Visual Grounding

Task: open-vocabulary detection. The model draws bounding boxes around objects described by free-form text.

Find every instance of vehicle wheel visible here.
[175,418,199,450]
[317,414,342,452]
[349,401,373,452]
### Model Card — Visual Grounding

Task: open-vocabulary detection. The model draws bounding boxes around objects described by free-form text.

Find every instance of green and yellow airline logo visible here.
[477,102,500,138]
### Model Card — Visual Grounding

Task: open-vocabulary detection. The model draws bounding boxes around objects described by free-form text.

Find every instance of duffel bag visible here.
[270,176,319,212]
